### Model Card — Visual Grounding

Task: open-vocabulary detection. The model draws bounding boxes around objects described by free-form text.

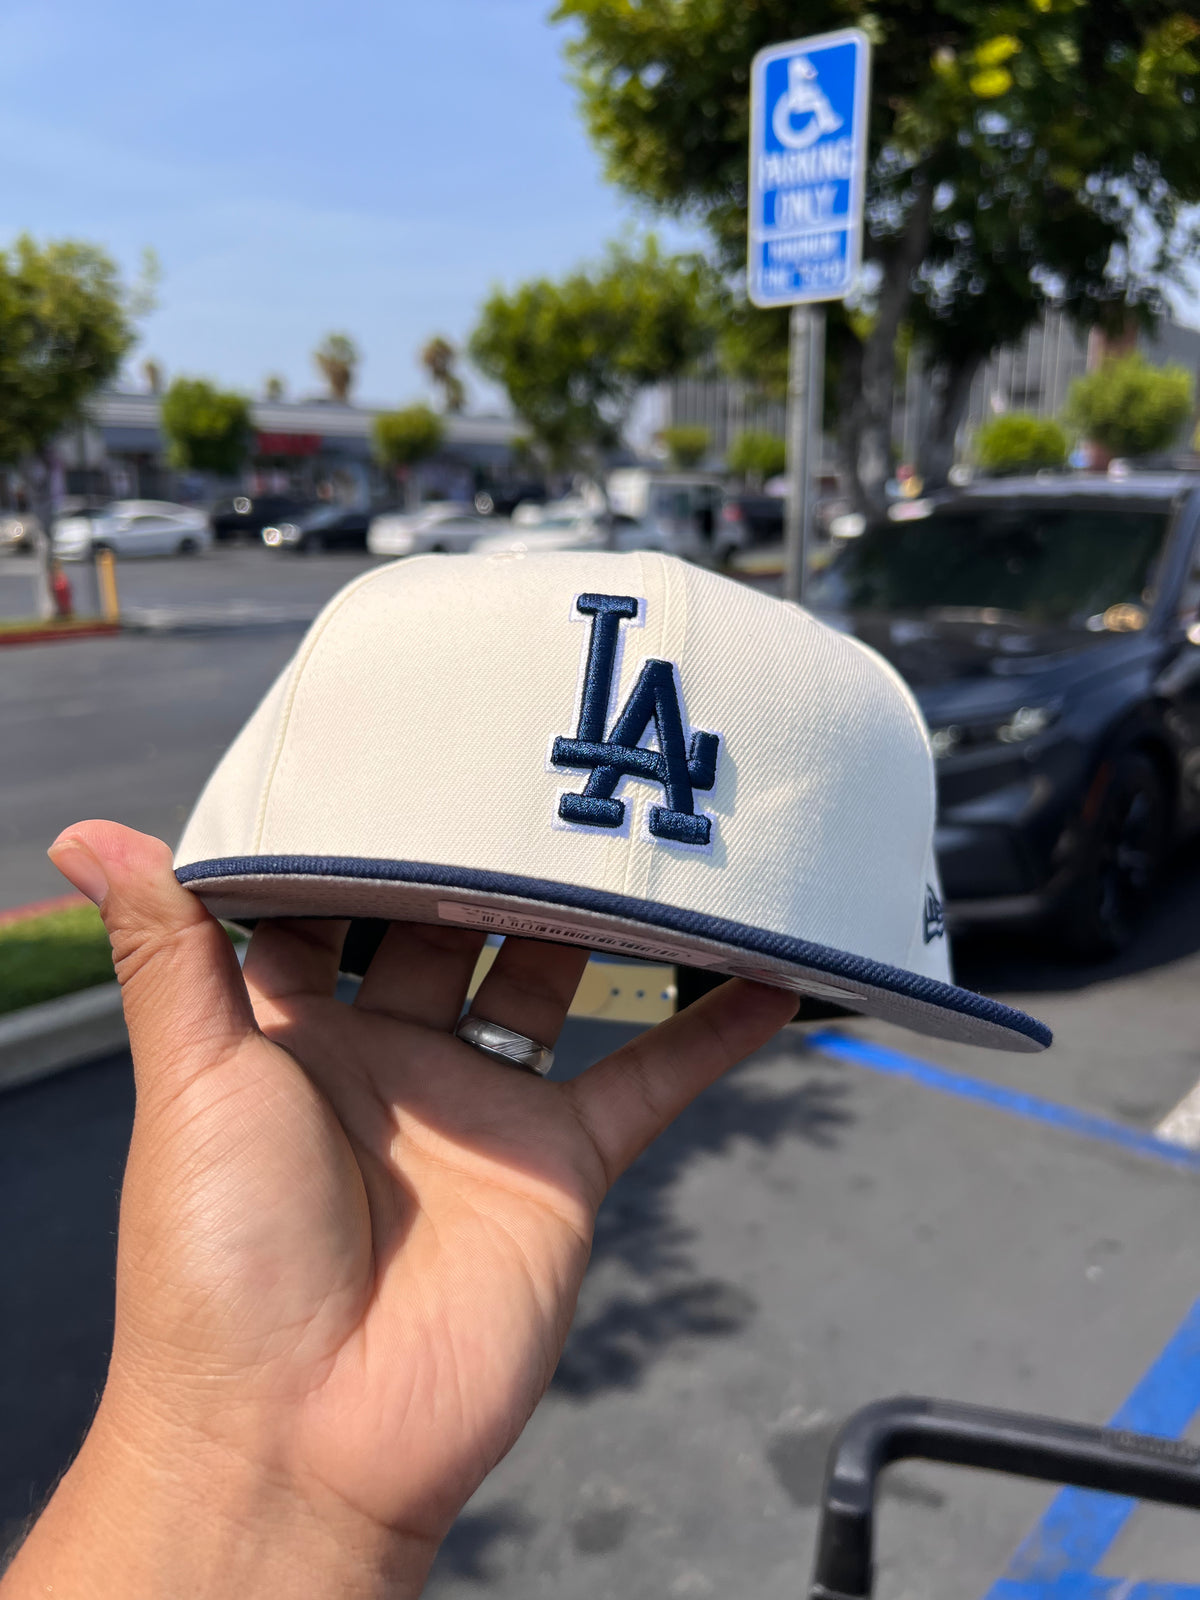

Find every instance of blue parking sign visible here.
[748,29,871,307]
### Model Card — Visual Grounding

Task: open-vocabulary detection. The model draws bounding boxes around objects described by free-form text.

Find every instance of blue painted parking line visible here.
[805,1031,1200,1175]
[984,1295,1200,1592]
[989,1582,1200,1598]
[802,1032,1200,1595]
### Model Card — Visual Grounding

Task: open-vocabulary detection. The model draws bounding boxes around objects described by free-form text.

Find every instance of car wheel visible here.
[429,542,447,554]
[178,536,199,556]
[1055,750,1168,959]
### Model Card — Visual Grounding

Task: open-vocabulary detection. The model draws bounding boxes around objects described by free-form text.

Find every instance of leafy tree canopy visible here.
[0,235,135,465]
[372,403,445,470]
[468,237,717,470]
[1066,354,1194,459]
[727,429,786,484]
[555,0,1200,503]
[974,411,1068,475]
[160,379,253,476]
[658,424,711,468]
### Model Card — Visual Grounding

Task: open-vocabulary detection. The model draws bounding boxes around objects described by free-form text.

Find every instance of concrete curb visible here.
[0,623,121,648]
[0,983,127,1093]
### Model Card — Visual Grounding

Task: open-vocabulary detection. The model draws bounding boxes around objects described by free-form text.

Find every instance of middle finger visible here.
[355,919,487,1031]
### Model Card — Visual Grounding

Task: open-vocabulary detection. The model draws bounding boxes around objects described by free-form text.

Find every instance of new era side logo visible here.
[552,593,720,846]
[923,885,945,943]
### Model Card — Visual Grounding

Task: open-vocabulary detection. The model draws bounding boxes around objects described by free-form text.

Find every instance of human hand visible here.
[4,822,797,1600]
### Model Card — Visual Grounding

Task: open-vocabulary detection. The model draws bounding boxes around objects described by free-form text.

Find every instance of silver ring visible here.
[454,1015,554,1077]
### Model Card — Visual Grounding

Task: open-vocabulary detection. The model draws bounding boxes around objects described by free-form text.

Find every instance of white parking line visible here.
[1156,1080,1200,1148]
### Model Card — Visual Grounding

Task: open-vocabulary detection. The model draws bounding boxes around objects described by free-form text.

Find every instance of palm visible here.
[106,905,797,1550]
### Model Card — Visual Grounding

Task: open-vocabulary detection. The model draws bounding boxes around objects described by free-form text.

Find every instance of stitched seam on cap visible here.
[834,625,940,969]
[622,551,657,900]
[173,854,1050,1046]
[250,561,400,851]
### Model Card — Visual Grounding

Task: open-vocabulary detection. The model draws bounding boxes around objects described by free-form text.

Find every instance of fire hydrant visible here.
[51,561,73,619]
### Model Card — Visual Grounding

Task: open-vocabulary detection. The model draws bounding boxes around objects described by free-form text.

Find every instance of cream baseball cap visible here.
[175,551,1050,1052]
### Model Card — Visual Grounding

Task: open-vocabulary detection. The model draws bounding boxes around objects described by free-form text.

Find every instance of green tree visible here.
[658,424,711,469]
[373,404,445,506]
[263,374,286,402]
[160,379,252,477]
[314,332,359,403]
[555,2,1200,509]
[1066,354,1195,461]
[727,429,786,487]
[974,412,1068,475]
[420,336,466,414]
[0,235,139,615]
[469,237,717,472]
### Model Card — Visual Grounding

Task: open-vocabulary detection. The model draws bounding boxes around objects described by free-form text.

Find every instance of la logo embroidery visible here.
[552,593,720,846]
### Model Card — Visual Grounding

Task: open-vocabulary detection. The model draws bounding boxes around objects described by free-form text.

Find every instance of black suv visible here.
[210,494,309,542]
[807,474,1200,954]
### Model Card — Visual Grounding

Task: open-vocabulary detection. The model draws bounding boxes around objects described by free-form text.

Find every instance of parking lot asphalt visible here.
[0,543,379,622]
[5,983,1200,1596]
[6,546,1200,1592]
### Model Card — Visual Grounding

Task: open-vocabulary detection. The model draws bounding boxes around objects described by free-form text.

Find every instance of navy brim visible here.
[176,855,1051,1053]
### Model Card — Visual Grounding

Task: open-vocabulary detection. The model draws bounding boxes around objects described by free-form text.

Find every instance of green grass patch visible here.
[0,903,115,1016]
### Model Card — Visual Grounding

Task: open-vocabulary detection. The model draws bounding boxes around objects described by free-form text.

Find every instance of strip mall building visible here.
[49,391,521,508]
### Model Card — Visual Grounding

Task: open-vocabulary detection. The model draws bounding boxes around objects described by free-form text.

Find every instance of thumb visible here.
[48,820,257,1093]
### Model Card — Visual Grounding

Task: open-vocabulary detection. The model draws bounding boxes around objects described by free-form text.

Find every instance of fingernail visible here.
[47,839,110,906]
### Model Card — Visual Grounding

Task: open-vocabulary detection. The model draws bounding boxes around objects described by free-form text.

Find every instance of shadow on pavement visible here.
[0,1052,133,1549]
[432,1500,537,1582]
[953,836,1200,997]
[0,1024,854,1565]
[552,1055,854,1400]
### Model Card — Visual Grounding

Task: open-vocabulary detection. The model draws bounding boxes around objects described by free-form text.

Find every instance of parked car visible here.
[261,503,371,552]
[210,494,309,542]
[718,491,786,553]
[607,469,729,561]
[0,512,42,554]
[367,502,490,558]
[806,474,1200,955]
[472,482,547,517]
[470,509,648,557]
[53,500,212,560]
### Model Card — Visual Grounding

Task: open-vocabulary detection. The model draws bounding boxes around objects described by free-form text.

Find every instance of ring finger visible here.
[465,936,590,1050]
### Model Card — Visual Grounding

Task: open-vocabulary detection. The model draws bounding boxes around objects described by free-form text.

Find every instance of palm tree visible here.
[420,335,466,414]
[314,333,359,403]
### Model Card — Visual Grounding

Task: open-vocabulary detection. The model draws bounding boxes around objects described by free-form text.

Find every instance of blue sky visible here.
[0,0,674,409]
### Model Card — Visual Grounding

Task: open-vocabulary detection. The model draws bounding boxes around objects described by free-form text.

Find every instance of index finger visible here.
[561,979,799,1187]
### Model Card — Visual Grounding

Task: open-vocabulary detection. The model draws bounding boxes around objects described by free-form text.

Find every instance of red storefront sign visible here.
[255,432,323,458]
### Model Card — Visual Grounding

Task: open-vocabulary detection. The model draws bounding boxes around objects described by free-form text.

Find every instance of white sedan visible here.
[53,500,212,560]
[368,502,492,559]
[470,510,654,557]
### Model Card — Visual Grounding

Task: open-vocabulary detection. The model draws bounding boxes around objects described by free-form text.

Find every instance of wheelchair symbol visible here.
[771,55,843,150]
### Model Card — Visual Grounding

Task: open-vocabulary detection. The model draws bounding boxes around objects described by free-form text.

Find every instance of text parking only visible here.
[749,28,871,307]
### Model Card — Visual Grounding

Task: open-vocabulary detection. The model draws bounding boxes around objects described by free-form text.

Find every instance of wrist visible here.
[3,1396,437,1600]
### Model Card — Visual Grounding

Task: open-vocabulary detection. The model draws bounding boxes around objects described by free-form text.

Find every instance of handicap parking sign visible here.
[748,29,871,307]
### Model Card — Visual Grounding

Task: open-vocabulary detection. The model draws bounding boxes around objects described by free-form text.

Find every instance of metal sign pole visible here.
[783,304,825,606]
[784,306,812,604]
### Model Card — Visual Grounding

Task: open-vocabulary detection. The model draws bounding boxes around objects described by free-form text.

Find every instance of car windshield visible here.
[808,503,1172,628]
